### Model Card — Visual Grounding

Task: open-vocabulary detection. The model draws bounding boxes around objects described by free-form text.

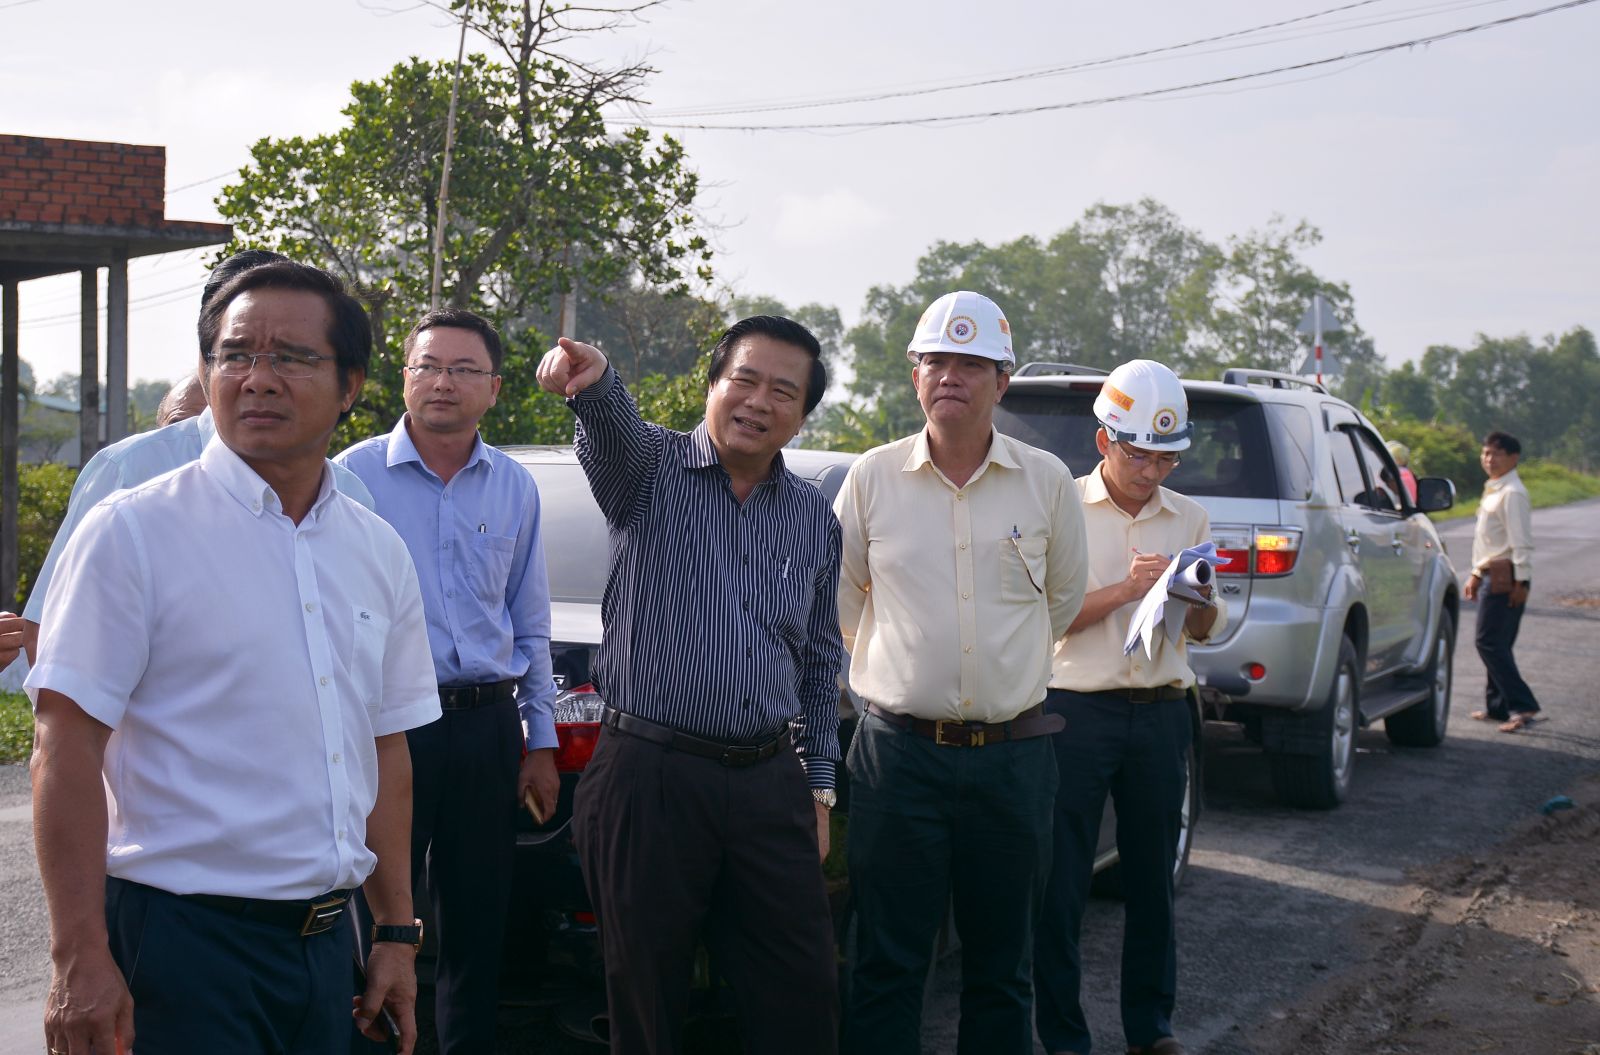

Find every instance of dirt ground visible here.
[1244,772,1600,1055]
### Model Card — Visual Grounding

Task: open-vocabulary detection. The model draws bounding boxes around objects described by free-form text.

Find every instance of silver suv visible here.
[994,366,1461,809]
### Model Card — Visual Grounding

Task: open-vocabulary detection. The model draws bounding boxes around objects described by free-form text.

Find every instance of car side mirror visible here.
[1414,477,1455,513]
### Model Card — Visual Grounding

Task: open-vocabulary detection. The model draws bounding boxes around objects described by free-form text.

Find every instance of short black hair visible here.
[197,261,371,418]
[1484,430,1522,456]
[707,315,827,416]
[404,308,504,373]
[203,249,289,308]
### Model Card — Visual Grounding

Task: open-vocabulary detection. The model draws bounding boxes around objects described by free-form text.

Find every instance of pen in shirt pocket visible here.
[478,523,486,533]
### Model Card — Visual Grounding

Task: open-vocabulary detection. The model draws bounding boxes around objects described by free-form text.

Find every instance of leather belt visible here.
[1100,686,1188,703]
[867,702,1064,748]
[439,679,517,710]
[178,887,352,936]
[601,708,787,767]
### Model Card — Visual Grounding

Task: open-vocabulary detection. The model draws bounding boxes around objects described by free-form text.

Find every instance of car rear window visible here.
[521,461,610,604]
[994,388,1280,499]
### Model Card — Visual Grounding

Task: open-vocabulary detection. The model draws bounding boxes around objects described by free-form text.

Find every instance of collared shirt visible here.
[835,427,1089,723]
[569,367,844,789]
[1049,463,1228,693]
[23,407,375,623]
[25,438,440,900]
[1472,468,1534,581]
[335,416,558,749]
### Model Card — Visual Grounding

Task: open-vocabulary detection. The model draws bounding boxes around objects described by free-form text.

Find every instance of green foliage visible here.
[0,692,32,764]
[1374,418,1481,499]
[217,5,711,445]
[16,462,77,610]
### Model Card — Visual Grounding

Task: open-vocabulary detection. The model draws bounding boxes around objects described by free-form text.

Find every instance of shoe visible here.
[1498,712,1543,733]
[1470,710,1508,723]
[1128,1039,1187,1055]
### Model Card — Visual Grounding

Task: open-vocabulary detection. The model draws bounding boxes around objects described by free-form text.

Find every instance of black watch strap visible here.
[371,920,425,949]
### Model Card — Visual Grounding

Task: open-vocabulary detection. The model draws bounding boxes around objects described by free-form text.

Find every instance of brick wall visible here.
[0,135,166,227]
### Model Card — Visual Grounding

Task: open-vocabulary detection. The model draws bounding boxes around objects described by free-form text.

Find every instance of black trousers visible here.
[106,877,352,1054]
[1475,591,1541,719]
[572,728,839,1055]
[1034,690,1192,1054]
[409,698,524,1053]
[844,712,1057,1055]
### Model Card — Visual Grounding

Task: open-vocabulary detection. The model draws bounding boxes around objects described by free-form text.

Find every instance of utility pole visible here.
[431,3,471,309]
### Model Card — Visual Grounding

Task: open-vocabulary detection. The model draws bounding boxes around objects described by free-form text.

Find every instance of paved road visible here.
[1,499,1596,1053]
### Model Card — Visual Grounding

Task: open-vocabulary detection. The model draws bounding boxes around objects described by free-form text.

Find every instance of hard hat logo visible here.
[997,318,1011,335]
[1092,359,1193,452]
[1152,407,1181,435]
[1103,385,1135,412]
[946,316,978,344]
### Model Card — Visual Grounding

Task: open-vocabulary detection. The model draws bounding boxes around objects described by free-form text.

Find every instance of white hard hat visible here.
[906,290,1014,369]
[1094,359,1193,451]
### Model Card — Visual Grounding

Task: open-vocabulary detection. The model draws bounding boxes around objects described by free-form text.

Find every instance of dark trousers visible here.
[844,711,1057,1055]
[1034,690,1192,1054]
[106,877,352,1054]
[1475,591,1540,719]
[572,728,838,1055]
[409,699,524,1053]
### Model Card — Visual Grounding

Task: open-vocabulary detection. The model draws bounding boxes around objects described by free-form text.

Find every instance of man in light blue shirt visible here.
[336,307,557,1054]
[21,251,374,665]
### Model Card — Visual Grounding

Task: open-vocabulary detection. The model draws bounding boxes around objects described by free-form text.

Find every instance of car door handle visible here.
[1391,534,1405,553]
[1345,529,1361,553]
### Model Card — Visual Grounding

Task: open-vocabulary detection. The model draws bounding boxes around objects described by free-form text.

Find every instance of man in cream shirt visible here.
[835,291,1087,1055]
[1034,360,1224,1055]
[1464,430,1540,731]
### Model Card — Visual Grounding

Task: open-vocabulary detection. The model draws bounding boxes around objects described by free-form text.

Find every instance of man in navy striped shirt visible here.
[537,317,844,1055]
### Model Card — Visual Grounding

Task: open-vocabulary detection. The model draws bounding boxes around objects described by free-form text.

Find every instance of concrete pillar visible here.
[79,268,100,466]
[106,251,128,443]
[2,280,18,610]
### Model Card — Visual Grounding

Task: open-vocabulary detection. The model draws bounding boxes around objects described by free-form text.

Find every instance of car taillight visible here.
[552,684,605,772]
[1212,525,1252,577]
[1252,529,1302,576]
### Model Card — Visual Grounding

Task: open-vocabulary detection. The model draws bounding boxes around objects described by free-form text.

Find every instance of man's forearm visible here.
[363,733,414,924]
[31,697,112,959]
[1067,582,1134,636]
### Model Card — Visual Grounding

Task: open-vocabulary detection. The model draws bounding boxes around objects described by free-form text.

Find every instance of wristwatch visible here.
[812,788,837,810]
[372,919,425,949]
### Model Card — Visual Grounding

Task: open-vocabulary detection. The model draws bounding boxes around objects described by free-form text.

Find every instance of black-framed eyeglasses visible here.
[403,364,496,382]
[1113,441,1181,471]
[206,350,333,379]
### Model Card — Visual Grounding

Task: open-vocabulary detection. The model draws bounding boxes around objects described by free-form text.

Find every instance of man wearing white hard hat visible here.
[1033,360,1225,1055]
[834,291,1088,1053]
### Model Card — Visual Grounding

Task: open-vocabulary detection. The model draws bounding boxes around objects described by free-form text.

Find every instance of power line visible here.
[165,169,240,196]
[639,0,1513,120]
[625,0,1596,132]
[19,281,205,331]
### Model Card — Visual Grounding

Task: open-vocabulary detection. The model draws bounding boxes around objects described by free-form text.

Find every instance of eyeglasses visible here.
[403,364,496,382]
[1113,442,1181,471]
[207,350,333,379]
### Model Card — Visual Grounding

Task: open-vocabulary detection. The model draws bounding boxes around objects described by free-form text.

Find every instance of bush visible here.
[17,462,77,611]
[0,692,33,763]
[1375,419,1481,500]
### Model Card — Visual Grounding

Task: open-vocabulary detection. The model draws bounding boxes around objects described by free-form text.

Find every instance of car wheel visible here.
[1268,636,1358,809]
[1090,731,1199,898]
[1384,610,1454,748]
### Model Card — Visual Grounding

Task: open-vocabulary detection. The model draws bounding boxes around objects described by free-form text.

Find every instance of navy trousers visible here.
[106,877,353,1054]
[1033,690,1192,1054]
[844,712,1057,1055]
[1475,590,1540,719]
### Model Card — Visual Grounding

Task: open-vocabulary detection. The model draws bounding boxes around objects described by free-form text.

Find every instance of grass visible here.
[0,691,33,764]
[1430,460,1600,522]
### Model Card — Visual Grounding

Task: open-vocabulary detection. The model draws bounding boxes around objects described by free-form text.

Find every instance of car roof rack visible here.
[1013,362,1110,377]
[1221,368,1328,394]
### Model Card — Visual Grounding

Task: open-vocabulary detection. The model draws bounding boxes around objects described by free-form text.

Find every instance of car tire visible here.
[1384,610,1454,748]
[1268,636,1358,810]
[1090,731,1199,898]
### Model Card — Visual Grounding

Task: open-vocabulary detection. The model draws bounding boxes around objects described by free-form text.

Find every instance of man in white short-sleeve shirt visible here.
[27,261,440,1055]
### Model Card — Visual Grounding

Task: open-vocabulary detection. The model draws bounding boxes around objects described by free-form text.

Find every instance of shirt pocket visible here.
[464,532,517,605]
[351,604,390,713]
[761,553,816,640]
[999,535,1047,603]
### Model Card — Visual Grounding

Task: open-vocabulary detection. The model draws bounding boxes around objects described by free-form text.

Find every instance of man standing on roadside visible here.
[19,248,374,666]
[337,308,559,1053]
[536,317,843,1055]
[27,261,439,1054]
[835,290,1088,1054]
[1034,359,1224,1055]
[1465,430,1540,733]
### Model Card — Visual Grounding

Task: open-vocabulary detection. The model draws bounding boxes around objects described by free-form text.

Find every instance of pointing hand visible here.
[537,338,609,397]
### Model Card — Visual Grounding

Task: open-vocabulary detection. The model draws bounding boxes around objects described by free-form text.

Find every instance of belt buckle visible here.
[720,745,757,766]
[934,720,982,748]
[300,896,346,936]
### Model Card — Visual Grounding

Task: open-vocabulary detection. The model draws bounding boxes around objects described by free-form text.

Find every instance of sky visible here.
[2,0,1597,390]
